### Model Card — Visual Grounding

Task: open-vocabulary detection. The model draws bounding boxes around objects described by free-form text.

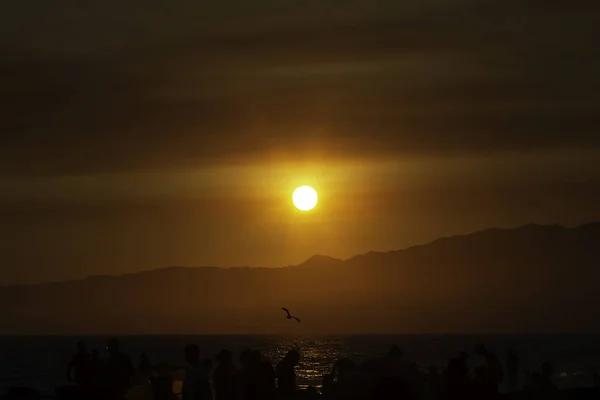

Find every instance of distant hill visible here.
[1,222,600,334]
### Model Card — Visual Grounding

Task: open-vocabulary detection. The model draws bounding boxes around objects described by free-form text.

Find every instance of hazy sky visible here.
[1,0,599,284]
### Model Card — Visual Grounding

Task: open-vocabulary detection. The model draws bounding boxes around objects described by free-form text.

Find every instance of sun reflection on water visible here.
[258,336,373,389]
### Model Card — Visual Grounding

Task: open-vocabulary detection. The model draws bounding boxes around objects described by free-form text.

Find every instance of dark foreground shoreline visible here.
[3,385,600,400]
[3,336,600,400]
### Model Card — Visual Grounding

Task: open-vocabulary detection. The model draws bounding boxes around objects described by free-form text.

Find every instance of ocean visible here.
[1,334,599,396]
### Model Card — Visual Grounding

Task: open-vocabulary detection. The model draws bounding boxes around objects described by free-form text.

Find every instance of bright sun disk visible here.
[292,186,318,211]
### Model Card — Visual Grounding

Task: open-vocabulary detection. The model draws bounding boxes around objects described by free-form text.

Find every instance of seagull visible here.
[281,307,301,323]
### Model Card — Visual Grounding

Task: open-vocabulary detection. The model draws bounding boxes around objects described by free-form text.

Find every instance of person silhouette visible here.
[540,361,558,395]
[321,374,335,399]
[104,338,135,399]
[357,346,404,395]
[213,349,236,400]
[530,371,542,392]
[406,363,425,398]
[332,357,358,399]
[276,350,300,398]
[444,357,469,400]
[235,349,253,400]
[139,352,152,375]
[426,366,442,400]
[458,351,469,379]
[475,343,503,392]
[67,341,90,387]
[373,375,412,400]
[242,350,270,400]
[385,345,405,377]
[506,349,520,392]
[87,349,103,389]
[255,358,276,400]
[333,357,356,387]
[182,344,212,400]
[593,368,600,386]
[471,365,496,399]
[232,350,262,400]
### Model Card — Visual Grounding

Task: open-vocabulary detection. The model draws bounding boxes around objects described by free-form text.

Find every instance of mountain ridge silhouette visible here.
[1,222,599,334]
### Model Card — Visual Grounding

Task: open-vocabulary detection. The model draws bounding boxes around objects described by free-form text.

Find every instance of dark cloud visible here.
[1,0,599,176]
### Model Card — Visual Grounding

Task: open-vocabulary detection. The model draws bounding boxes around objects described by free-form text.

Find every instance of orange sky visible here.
[1,149,600,284]
[0,0,599,284]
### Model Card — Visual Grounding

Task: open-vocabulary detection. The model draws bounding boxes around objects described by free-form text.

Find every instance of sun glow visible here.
[292,186,318,211]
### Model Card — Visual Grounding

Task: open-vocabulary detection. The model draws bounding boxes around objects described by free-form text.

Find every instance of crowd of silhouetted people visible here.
[48,338,578,400]
[64,339,135,400]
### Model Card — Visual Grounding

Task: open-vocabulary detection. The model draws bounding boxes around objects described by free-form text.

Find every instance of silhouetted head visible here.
[474,343,486,356]
[240,349,252,369]
[77,341,86,353]
[388,346,403,360]
[286,350,300,366]
[542,361,554,376]
[106,338,120,356]
[216,349,233,364]
[185,344,200,365]
[139,352,150,367]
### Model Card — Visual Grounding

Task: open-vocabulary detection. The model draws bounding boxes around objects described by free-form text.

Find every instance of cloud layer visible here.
[1,0,599,176]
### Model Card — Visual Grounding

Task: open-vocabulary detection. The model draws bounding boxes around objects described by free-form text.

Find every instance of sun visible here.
[292,186,318,211]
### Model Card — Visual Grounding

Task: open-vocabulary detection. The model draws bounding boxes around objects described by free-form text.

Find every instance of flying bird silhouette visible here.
[281,308,301,323]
